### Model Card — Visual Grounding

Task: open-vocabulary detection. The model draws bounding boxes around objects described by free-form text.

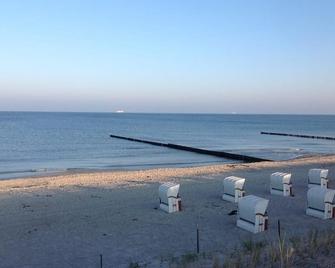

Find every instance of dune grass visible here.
[149,227,335,268]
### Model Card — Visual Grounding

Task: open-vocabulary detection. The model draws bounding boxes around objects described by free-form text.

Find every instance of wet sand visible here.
[0,155,334,267]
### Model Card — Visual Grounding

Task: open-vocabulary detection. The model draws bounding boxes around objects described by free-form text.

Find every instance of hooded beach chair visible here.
[222,176,246,203]
[270,172,292,196]
[306,187,335,219]
[159,182,181,213]
[237,195,269,233]
[308,169,329,188]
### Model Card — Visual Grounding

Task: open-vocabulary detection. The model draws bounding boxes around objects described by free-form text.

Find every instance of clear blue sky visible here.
[1,0,334,113]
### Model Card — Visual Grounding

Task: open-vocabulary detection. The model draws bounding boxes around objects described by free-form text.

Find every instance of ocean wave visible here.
[0,169,38,175]
[0,168,67,175]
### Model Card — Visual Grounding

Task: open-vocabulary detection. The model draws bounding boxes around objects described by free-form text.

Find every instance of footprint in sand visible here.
[27,228,38,234]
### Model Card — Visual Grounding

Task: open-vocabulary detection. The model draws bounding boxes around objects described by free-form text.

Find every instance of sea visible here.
[0,112,334,179]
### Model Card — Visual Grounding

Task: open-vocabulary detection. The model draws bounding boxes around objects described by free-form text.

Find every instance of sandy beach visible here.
[0,155,335,267]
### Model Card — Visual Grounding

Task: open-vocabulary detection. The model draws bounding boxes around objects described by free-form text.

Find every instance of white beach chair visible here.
[237,195,269,233]
[306,187,335,219]
[222,176,246,203]
[308,169,329,188]
[270,172,292,196]
[159,182,181,213]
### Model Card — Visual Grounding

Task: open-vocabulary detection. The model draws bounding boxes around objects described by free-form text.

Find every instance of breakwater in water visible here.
[110,134,270,163]
[261,131,335,141]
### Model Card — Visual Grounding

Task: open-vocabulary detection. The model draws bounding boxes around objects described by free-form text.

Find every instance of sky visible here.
[0,0,334,114]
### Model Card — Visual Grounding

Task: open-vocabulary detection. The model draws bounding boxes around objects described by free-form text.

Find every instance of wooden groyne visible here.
[109,134,270,163]
[261,131,335,141]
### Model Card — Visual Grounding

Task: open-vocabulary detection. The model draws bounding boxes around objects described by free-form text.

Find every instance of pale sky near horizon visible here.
[1,0,334,114]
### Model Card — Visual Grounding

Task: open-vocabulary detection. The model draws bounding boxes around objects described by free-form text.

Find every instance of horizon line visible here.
[0,110,334,116]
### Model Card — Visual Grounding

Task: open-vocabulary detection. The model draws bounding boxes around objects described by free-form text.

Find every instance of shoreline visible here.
[1,154,334,192]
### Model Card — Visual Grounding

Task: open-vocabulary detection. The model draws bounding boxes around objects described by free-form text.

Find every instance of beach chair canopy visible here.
[307,187,335,212]
[238,195,269,224]
[309,169,329,184]
[271,172,291,190]
[159,182,180,205]
[223,176,245,194]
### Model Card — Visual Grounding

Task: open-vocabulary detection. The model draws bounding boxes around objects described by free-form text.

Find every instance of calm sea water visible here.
[0,112,334,179]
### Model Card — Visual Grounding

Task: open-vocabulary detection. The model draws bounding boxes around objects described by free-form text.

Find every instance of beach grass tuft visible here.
[162,227,335,267]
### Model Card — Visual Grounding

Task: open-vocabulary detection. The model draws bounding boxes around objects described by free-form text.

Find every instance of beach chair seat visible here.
[222,176,245,203]
[159,182,181,213]
[308,169,329,188]
[237,195,269,233]
[306,187,335,219]
[270,172,292,196]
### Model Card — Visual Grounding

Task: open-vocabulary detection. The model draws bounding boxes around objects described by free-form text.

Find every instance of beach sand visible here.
[0,155,335,267]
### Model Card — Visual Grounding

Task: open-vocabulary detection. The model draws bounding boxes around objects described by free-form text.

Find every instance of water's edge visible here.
[1,153,325,181]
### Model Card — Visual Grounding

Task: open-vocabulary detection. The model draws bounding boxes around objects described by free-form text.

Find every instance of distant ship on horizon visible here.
[115,110,125,113]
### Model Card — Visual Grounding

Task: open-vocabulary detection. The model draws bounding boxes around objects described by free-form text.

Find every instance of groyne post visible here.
[196,224,200,254]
